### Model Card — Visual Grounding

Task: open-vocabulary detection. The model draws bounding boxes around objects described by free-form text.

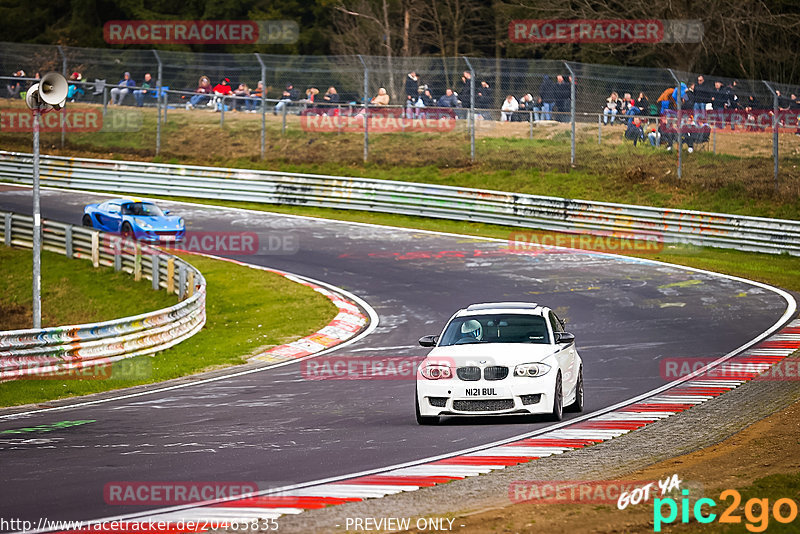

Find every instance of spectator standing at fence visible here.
[539,75,555,120]
[710,81,727,110]
[133,73,152,107]
[657,86,674,114]
[438,88,459,108]
[405,71,419,113]
[274,83,299,115]
[501,94,519,121]
[371,87,390,106]
[517,93,534,121]
[6,69,25,98]
[532,95,544,121]
[694,76,710,113]
[323,86,340,115]
[232,83,252,112]
[603,91,620,125]
[186,76,213,109]
[110,72,135,105]
[554,75,571,121]
[67,72,85,102]
[477,81,492,117]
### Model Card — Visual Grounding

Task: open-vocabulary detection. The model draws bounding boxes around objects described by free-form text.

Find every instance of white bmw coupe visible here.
[415,302,583,425]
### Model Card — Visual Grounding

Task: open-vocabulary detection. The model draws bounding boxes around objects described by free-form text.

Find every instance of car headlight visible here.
[514,362,551,377]
[420,363,453,380]
[135,218,153,230]
[178,218,185,228]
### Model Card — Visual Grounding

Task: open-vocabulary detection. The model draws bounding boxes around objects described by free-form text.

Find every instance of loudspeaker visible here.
[25,72,68,111]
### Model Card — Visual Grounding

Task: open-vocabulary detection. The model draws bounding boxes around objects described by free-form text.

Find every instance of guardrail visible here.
[0,210,206,380]
[0,150,798,256]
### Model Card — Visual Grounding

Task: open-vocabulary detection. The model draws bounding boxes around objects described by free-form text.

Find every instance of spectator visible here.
[694,75,710,113]
[685,116,711,150]
[517,93,534,121]
[532,95,544,122]
[6,69,25,98]
[274,83,299,115]
[539,75,555,120]
[657,86,675,114]
[186,76,213,109]
[658,116,679,150]
[371,87,390,106]
[438,88,459,108]
[133,73,152,107]
[683,84,696,112]
[232,83,253,112]
[624,98,640,124]
[501,94,519,121]
[710,81,728,110]
[323,86,340,115]
[110,71,135,105]
[212,77,233,112]
[647,123,660,147]
[624,116,644,146]
[250,81,264,112]
[603,91,620,125]
[636,92,651,115]
[405,72,419,114]
[477,81,492,117]
[460,71,472,106]
[554,75,571,121]
[67,72,85,102]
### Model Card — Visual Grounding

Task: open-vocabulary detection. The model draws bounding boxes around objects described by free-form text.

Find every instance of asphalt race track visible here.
[0,184,792,527]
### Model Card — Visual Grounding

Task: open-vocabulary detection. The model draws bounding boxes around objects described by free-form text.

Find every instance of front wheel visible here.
[82,214,93,227]
[566,366,584,413]
[121,223,135,241]
[550,372,563,421]
[415,387,439,425]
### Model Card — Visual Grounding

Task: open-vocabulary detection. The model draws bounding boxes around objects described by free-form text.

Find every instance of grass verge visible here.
[0,250,338,408]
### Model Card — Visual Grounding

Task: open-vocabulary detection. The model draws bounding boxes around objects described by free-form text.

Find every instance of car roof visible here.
[456,302,546,317]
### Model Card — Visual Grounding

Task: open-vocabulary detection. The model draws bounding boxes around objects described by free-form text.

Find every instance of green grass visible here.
[0,246,176,330]
[0,251,337,407]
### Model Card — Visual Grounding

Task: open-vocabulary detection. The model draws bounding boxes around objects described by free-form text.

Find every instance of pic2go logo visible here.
[654,489,799,532]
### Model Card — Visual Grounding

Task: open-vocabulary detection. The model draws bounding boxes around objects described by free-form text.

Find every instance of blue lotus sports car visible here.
[83,198,185,243]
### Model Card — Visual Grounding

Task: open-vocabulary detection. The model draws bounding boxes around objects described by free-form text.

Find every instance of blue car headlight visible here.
[135,218,153,230]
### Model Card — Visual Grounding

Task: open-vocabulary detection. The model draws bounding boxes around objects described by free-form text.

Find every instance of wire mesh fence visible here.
[0,41,798,187]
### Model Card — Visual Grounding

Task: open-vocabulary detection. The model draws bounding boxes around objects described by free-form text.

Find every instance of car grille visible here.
[428,397,447,408]
[155,230,178,235]
[520,394,542,405]
[453,399,515,412]
[484,366,508,381]
[456,366,481,381]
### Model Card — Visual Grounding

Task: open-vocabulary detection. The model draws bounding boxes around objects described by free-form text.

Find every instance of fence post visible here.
[151,254,160,290]
[281,98,288,134]
[4,213,11,246]
[255,53,267,160]
[667,69,682,179]
[178,264,187,300]
[358,55,369,163]
[187,270,195,297]
[134,242,141,281]
[220,96,226,126]
[763,81,779,192]
[564,62,576,166]
[167,257,175,293]
[57,45,67,149]
[598,114,602,144]
[65,225,72,258]
[153,50,163,157]
[91,231,99,267]
[114,239,121,271]
[463,56,476,162]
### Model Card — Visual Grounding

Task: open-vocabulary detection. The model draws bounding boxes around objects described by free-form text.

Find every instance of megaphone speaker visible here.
[39,72,68,107]
[25,83,41,110]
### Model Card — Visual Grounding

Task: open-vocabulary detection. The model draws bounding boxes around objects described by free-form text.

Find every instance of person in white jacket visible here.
[501,94,519,122]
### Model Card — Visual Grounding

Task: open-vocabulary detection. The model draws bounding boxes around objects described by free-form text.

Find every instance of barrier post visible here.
[187,270,195,297]
[65,226,73,258]
[763,80,780,192]
[5,213,12,246]
[134,242,142,281]
[167,257,175,293]
[152,254,160,290]
[91,231,99,268]
[178,264,187,300]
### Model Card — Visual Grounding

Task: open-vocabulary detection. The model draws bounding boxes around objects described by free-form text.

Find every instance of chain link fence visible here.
[0,41,798,186]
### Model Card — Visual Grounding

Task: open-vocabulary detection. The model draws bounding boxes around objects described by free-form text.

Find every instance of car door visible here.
[102,202,123,233]
[549,310,577,391]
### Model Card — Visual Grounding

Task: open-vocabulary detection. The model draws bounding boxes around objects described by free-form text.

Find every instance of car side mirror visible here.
[556,331,575,344]
[418,335,438,347]
[164,209,171,214]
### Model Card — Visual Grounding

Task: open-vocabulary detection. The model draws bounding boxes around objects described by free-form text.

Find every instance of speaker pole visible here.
[32,104,42,328]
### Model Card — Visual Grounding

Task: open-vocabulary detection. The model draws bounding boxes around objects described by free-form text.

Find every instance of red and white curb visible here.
[58,318,800,533]
[176,253,368,365]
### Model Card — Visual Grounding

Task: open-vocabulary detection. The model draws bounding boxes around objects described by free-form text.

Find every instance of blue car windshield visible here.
[121,202,164,216]
[439,314,551,346]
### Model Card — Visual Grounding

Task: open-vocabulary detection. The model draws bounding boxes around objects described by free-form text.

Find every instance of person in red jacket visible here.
[212,78,233,112]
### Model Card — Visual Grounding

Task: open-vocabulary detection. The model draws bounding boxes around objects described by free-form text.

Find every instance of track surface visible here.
[0,185,791,526]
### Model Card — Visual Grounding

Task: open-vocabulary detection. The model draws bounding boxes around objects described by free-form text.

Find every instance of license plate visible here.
[159,235,176,242]
[465,387,498,396]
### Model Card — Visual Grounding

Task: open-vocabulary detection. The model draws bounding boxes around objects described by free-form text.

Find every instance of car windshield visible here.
[438,314,550,346]
[121,202,164,216]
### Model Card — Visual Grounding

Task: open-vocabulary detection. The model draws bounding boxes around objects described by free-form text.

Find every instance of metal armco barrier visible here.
[0,151,798,256]
[0,210,206,380]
